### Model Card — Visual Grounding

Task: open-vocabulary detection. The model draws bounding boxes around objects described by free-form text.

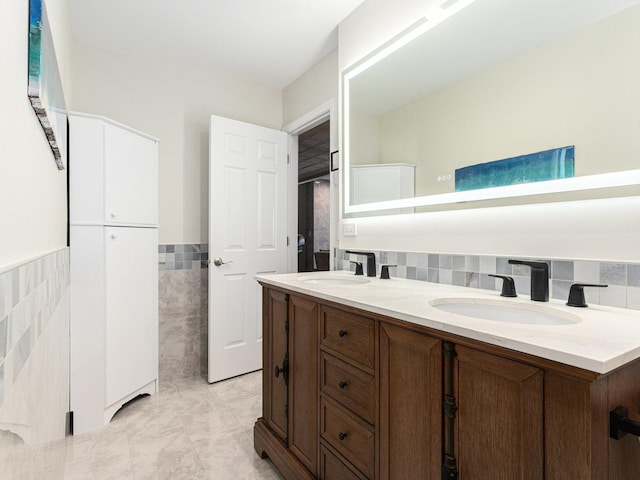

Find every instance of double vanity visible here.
[253,271,640,479]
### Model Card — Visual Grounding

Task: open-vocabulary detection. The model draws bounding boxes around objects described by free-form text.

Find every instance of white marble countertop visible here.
[256,271,640,374]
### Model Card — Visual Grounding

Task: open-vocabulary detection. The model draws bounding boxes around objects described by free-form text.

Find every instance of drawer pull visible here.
[339,381,348,389]
[338,329,348,337]
[339,432,348,441]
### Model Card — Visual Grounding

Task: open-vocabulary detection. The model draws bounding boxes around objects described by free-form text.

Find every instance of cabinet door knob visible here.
[110,233,118,239]
[110,211,117,218]
[339,381,348,389]
[338,330,347,338]
[338,432,347,441]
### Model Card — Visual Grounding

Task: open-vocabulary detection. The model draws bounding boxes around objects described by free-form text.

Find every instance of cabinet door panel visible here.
[263,289,288,442]
[379,323,442,480]
[104,124,158,225]
[104,227,158,407]
[606,360,640,479]
[455,345,543,480]
[288,295,319,475]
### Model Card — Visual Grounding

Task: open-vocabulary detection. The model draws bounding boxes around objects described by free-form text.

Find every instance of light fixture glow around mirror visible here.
[343,0,640,217]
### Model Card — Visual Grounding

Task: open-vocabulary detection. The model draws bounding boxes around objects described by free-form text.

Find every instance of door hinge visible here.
[284,319,289,333]
[287,154,290,164]
[286,236,290,246]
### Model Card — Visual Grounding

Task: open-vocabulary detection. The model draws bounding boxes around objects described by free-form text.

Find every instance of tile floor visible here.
[0,371,284,480]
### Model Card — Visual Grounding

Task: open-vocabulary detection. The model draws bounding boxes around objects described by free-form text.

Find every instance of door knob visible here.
[213,257,233,267]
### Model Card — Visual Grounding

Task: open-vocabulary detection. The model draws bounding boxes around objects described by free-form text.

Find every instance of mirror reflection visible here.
[345,0,640,216]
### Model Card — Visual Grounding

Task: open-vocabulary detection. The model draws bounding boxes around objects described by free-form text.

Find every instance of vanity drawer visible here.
[321,352,375,424]
[320,306,375,371]
[320,443,368,480]
[320,397,375,479]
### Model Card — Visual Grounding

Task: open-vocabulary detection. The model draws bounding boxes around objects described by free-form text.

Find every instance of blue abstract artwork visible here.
[455,146,575,192]
[28,0,67,170]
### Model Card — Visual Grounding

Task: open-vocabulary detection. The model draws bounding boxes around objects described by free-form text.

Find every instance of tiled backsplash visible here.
[157,244,639,310]
[337,249,640,310]
[159,244,208,270]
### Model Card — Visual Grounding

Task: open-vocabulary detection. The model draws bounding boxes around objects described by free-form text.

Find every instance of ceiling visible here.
[67,0,365,90]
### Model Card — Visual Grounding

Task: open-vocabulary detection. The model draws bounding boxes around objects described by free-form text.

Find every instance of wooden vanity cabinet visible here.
[255,285,640,480]
[378,323,442,480]
[288,295,320,474]
[256,289,318,480]
[319,305,377,479]
[262,289,288,443]
[454,345,544,480]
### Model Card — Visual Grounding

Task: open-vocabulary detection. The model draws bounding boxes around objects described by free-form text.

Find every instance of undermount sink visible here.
[430,298,581,326]
[297,274,370,286]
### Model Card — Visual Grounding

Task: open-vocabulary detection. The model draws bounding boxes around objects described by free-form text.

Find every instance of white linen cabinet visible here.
[69,112,159,435]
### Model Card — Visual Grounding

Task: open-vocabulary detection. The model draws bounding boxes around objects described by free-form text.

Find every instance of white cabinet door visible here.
[104,124,158,226]
[104,226,158,407]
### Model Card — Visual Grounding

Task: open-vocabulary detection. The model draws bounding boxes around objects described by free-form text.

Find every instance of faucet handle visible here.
[488,274,517,297]
[380,265,397,279]
[350,261,364,276]
[567,283,608,307]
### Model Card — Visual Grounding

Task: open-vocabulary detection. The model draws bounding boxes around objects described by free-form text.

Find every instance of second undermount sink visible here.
[430,298,581,326]
[297,274,370,286]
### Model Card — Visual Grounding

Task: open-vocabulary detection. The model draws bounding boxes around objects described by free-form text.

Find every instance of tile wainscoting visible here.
[158,245,208,381]
[159,243,208,270]
[0,248,70,451]
[337,250,640,310]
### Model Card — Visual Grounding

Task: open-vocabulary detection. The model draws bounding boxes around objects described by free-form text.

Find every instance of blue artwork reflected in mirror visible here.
[455,146,575,192]
[28,0,67,170]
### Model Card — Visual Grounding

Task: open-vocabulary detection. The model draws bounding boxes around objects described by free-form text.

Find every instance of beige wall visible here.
[0,0,72,268]
[283,49,338,127]
[71,44,283,244]
[338,0,640,262]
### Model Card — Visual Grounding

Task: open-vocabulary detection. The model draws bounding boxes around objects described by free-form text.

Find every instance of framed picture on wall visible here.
[28,0,68,170]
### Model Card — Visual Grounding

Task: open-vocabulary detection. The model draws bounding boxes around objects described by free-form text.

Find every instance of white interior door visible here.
[208,115,289,383]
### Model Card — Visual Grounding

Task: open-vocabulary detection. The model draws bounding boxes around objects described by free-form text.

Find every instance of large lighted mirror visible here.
[343,0,640,216]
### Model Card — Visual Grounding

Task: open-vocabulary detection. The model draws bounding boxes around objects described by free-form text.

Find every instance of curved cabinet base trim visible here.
[103,379,157,426]
[254,418,315,480]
